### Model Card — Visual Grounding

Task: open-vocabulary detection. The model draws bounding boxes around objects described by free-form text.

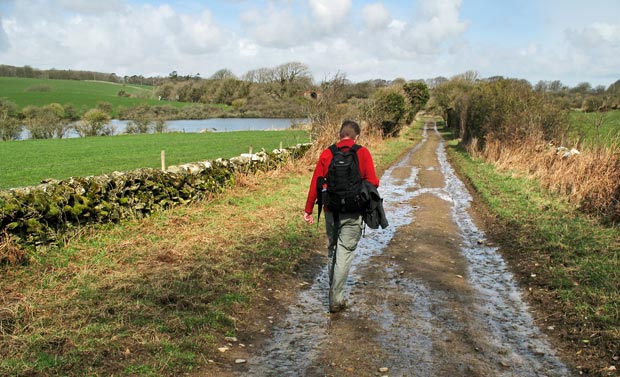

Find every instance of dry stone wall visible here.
[0,143,312,251]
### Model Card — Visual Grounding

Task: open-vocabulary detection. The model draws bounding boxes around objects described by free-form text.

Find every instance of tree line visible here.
[0,64,159,86]
[428,71,620,147]
[0,99,120,140]
[1,61,618,142]
[428,71,620,222]
[0,61,429,141]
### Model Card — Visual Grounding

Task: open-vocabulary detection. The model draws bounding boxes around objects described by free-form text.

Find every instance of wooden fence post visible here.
[161,150,166,171]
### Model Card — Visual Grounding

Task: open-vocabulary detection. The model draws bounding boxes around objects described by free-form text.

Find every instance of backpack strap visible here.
[329,143,361,154]
[315,176,326,228]
[328,144,339,155]
[350,144,362,170]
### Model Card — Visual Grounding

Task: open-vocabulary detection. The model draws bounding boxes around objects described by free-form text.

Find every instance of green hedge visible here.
[0,144,311,251]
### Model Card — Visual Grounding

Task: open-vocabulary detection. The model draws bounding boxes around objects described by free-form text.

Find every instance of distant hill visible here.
[0,77,188,116]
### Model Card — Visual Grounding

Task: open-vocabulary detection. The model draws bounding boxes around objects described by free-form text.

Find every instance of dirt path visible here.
[215,122,571,376]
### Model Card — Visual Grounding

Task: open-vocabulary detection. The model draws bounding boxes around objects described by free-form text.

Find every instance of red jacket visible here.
[304,139,379,214]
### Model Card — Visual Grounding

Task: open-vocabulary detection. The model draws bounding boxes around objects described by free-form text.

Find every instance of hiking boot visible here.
[329,302,346,313]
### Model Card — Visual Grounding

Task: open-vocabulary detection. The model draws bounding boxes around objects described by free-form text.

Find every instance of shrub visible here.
[24,84,51,92]
[153,118,168,133]
[97,101,113,115]
[0,98,21,141]
[75,109,113,137]
[433,77,568,146]
[367,89,406,136]
[403,81,430,121]
[582,95,604,113]
[232,98,246,110]
[21,105,51,139]
[434,74,619,222]
[125,116,151,134]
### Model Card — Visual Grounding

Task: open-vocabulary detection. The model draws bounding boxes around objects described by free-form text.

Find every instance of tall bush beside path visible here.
[431,75,620,221]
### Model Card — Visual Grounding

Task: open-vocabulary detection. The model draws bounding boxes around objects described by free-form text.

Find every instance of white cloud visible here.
[560,22,620,83]
[308,0,352,31]
[240,0,354,50]
[0,0,617,86]
[0,0,470,81]
[347,0,468,64]
[0,2,229,76]
[402,0,469,54]
[238,38,259,57]
[0,21,9,52]
[362,3,391,31]
[57,0,123,14]
[172,10,223,54]
[241,6,306,48]
[387,20,406,35]
[566,22,620,50]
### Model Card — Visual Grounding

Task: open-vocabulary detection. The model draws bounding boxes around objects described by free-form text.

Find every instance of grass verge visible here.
[0,126,415,376]
[445,132,620,375]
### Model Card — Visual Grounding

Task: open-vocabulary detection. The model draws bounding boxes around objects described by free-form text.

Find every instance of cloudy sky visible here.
[0,0,618,87]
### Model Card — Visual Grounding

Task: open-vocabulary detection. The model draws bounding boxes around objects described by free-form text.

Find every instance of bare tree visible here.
[274,62,312,96]
[274,62,311,84]
[243,67,276,84]
[210,68,236,81]
[305,72,348,139]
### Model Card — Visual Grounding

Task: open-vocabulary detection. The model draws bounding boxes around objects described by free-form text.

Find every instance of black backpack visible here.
[324,144,366,213]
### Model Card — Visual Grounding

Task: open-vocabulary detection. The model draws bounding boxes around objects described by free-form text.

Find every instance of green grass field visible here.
[0,77,190,115]
[568,109,620,146]
[0,130,310,189]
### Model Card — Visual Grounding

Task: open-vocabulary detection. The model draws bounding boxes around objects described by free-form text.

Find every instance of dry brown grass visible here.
[0,231,26,266]
[471,135,620,221]
[0,157,323,375]
[301,120,384,166]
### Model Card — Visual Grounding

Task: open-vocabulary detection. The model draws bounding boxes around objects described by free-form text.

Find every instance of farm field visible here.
[0,77,190,115]
[0,130,310,189]
[568,109,620,146]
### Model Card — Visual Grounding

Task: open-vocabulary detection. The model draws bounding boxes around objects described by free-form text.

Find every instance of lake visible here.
[112,118,308,133]
[19,118,308,139]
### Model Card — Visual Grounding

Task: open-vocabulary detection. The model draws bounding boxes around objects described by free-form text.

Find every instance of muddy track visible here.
[227,122,570,376]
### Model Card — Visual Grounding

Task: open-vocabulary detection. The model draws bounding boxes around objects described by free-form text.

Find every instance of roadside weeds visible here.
[445,133,619,376]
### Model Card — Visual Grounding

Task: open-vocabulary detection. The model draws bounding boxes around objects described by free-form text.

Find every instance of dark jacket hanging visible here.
[360,180,389,229]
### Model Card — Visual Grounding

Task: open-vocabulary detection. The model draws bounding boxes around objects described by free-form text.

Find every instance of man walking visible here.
[303,120,379,313]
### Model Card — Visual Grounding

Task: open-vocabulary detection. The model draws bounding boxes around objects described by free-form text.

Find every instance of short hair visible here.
[339,120,361,139]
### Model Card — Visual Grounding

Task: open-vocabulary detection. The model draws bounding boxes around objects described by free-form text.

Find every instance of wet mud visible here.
[233,123,570,376]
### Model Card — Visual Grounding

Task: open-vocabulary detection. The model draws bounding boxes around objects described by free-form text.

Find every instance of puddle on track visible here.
[435,124,569,376]
[244,124,569,376]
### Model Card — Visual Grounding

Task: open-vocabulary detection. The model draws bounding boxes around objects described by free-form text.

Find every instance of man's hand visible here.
[303,212,314,225]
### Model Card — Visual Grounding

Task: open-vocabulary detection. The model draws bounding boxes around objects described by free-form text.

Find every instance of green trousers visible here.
[325,211,364,308]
